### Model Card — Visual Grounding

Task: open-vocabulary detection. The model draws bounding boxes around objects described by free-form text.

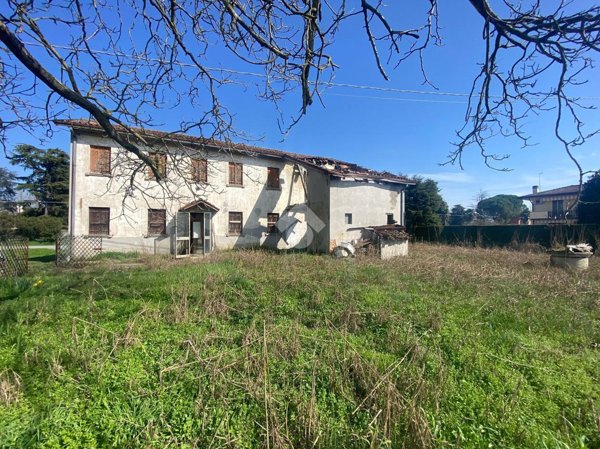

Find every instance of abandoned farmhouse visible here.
[57,120,413,256]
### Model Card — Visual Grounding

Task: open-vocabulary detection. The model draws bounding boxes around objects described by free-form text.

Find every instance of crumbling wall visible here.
[380,239,408,259]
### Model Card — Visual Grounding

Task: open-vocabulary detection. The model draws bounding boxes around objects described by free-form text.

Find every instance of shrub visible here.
[14,215,64,241]
[0,213,17,236]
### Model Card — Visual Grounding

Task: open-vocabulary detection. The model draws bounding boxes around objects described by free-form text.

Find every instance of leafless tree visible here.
[0,0,598,199]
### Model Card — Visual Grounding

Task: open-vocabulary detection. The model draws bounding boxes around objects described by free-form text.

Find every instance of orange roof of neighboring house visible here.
[55,119,414,185]
[520,184,580,199]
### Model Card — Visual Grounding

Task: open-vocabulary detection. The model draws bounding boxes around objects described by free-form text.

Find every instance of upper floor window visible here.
[147,152,167,179]
[191,158,208,183]
[267,167,280,189]
[89,207,110,235]
[90,145,111,175]
[552,200,564,217]
[387,213,395,225]
[229,162,243,186]
[148,209,167,235]
[345,213,352,225]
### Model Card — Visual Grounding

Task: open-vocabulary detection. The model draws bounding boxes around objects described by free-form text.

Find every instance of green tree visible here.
[578,171,600,224]
[405,177,448,230]
[0,1,598,186]
[10,145,69,218]
[449,204,471,225]
[477,194,525,224]
[0,167,16,202]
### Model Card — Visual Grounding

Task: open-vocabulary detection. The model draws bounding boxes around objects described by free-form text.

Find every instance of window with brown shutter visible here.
[148,209,166,235]
[267,167,280,189]
[228,212,243,235]
[191,159,208,183]
[90,145,111,175]
[228,162,243,186]
[147,152,167,179]
[267,213,279,233]
[89,207,110,235]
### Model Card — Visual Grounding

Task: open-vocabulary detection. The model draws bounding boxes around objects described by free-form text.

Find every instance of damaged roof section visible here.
[298,157,412,184]
[54,119,414,185]
[366,225,410,241]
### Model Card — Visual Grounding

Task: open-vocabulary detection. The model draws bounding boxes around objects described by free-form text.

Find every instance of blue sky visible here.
[1,1,599,209]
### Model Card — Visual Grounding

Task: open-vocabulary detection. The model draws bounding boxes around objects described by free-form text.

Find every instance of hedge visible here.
[413,224,600,250]
[0,214,64,241]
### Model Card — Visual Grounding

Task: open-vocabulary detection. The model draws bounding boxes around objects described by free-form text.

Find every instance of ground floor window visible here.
[229,212,243,235]
[89,207,110,235]
[267,213,279,233]
[148,209,167,235]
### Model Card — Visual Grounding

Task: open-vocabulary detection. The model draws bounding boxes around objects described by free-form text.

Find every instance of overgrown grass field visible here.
[0,244,598,448]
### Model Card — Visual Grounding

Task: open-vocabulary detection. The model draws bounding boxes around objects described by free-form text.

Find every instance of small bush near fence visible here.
[413,224,600,250]
[0,214,63,241]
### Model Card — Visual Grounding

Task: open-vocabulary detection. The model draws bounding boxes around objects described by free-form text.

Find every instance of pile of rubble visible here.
[332,225,410,259]
[548,243,594,270]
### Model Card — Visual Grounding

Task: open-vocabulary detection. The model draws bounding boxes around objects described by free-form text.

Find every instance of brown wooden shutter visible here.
[148,153,167,179]
[148,209,166,235]
[89,207,110,235]
[229,162,243,185]
[267,167,280,189]
[192,159,208,183]
[90,146,111,174]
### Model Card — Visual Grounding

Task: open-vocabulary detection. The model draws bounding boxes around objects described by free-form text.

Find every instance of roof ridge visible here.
[54,119,414,184]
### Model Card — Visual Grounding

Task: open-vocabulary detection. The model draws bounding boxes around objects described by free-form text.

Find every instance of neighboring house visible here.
[0,191,39,214]
[520,185,579,224]
[56,119,413,256]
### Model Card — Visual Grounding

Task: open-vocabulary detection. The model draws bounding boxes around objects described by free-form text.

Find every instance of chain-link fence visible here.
[56,235,103,266]
[0,237,28,277]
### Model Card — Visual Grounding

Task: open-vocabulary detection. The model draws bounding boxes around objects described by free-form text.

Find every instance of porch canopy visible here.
[179,199,219,213]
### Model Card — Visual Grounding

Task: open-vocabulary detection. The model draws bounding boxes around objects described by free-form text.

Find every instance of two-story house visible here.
[520,184,579,224]
[57,119,413,256]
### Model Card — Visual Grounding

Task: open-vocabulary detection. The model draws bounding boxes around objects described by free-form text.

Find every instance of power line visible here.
[24,41,600,102]
[323,92,467,104]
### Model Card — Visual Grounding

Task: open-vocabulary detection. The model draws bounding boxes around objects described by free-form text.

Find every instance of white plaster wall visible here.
[305,168,330,253]
[70,133,307,252]
[329,179,404,244]
[380,240,409,259]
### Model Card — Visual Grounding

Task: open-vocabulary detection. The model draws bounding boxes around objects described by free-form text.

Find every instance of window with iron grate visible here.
[229,212,243,235]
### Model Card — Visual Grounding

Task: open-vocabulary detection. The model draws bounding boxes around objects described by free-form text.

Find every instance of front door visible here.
[174,207,214,257]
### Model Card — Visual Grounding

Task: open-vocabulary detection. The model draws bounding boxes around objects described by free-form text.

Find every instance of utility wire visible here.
[324,92,467,104]
[24,41,600,101]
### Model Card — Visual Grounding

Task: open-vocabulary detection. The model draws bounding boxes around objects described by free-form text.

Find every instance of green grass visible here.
[28,241,55,247]
[28,248,55,264]
[0,244,598,448]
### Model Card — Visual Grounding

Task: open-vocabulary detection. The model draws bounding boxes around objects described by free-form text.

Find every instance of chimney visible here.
[532,185,539,194]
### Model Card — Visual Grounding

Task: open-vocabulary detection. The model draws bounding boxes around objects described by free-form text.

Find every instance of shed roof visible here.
[55,119,414,185]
